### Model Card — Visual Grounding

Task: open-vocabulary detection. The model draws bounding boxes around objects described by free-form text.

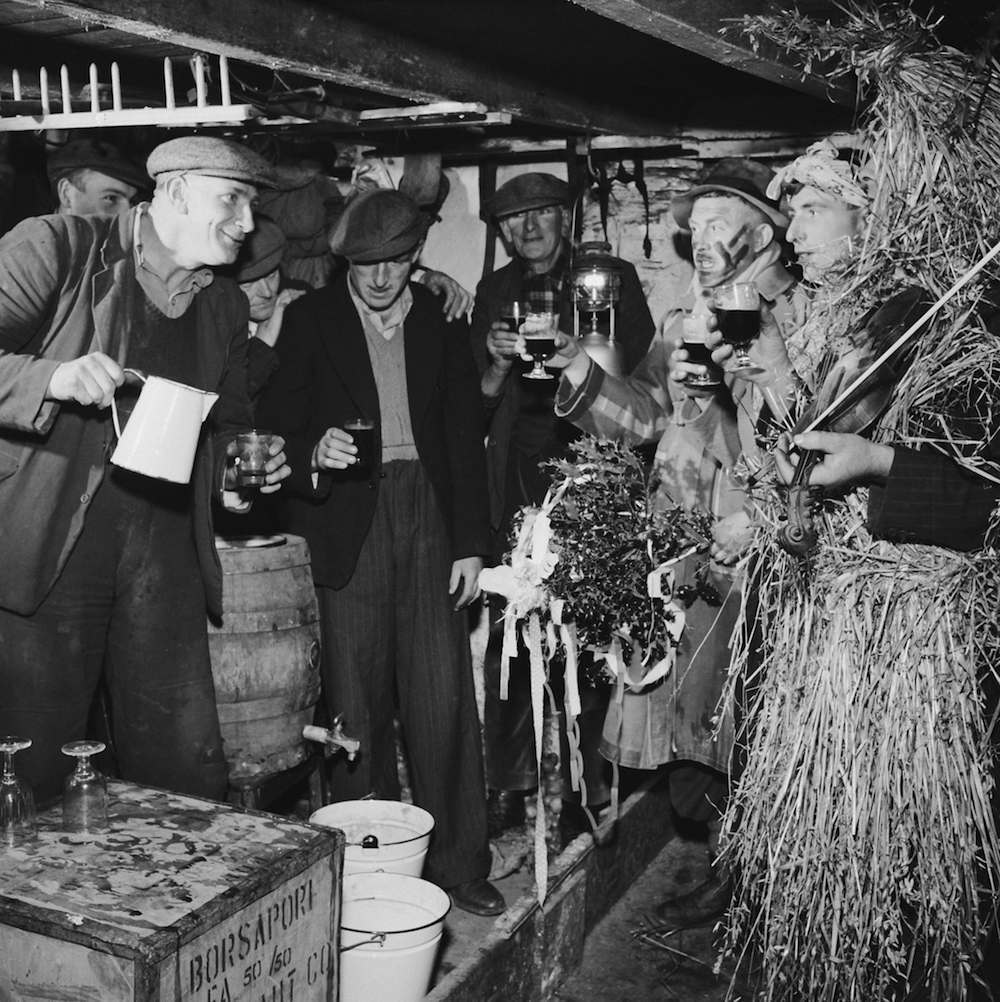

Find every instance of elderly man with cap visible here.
[47,137,148,218]
[471,171,655,843]
[255,187,503,916]
[544,158,810,927]
[0,135,289,805]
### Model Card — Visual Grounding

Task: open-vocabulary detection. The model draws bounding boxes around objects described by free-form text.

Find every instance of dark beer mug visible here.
[682,316,723,389]
[345,418,376,472]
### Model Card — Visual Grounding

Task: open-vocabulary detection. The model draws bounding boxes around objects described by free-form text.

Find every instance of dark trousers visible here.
[316,460,490,889]
[0,469,227,804]
[483,618,612,804]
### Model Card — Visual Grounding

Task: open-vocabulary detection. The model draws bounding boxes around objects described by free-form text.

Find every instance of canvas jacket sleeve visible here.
[0,216,84,434]
[554,327,675,446]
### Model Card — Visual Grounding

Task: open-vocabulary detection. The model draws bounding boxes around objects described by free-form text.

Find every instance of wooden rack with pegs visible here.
[0,54,257,132]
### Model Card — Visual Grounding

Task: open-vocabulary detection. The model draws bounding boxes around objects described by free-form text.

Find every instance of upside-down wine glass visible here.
[62,740,109,834]
[0,735,36,848]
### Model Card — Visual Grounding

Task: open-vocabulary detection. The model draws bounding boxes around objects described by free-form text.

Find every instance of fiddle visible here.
[776,287,932,556]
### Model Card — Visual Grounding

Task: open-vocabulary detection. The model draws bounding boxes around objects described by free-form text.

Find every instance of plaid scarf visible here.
[520,245,570,315]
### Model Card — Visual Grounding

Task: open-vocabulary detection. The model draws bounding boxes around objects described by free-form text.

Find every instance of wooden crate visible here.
[0,781,343,1002]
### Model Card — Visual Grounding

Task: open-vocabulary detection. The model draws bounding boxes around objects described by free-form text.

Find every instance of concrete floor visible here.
[429,816,741,1001]
[554,835,732,1002]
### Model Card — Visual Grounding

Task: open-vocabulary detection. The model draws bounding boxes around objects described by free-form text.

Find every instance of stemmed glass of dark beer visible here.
[711,282,763,376]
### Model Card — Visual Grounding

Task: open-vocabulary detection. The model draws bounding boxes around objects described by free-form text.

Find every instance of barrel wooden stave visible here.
[208,534,321,782]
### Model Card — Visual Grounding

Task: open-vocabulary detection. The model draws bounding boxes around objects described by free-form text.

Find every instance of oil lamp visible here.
[571,241,624,376]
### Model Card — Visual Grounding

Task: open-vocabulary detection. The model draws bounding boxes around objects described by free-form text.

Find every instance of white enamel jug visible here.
[110,369,218,484]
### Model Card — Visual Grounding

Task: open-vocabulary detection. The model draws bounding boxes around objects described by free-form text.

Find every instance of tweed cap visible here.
[484,172,570,221]
[234,217,286,283]
[146,136,276,188]
[328,188,428,263]
[47,139,148,190]
[671,158,788,232]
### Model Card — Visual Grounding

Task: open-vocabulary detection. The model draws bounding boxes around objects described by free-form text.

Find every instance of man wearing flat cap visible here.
[256,187,504,916]
[546,157,809,928]
[47,137,148,219]
[471,170,655,843]
[227,215,307,401]
[0,135,289,806]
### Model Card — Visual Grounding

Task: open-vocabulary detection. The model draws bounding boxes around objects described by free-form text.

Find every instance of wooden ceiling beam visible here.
[7,0,672,134]
[565,0,856,107]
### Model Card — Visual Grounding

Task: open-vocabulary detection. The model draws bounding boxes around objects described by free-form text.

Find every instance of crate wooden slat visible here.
[0,781,343,1002]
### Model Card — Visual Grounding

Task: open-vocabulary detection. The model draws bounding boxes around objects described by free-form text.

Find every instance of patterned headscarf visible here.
[766,139,871,209]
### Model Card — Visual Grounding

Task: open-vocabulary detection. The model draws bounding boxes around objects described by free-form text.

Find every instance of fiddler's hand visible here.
[312,427,359,471]
[46,351,124,408]
[450,556,484,610]
[710,511,754,566]
[421,270,474,321]
[775,431,894,490]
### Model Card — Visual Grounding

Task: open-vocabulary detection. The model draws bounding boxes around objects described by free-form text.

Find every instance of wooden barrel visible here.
[208,534,322,783]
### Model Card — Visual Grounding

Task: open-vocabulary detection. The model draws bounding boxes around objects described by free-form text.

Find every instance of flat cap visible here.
[328,188,428,263]
[671,158,788,232]
[47,138,148,191]
[146,136,276,188]
[234,217,286,283]
[484,172,570,221]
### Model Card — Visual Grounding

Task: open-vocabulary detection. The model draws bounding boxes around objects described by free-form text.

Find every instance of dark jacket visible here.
[469,251,655,532]
[255,275,490,589]
[0,210,252,617]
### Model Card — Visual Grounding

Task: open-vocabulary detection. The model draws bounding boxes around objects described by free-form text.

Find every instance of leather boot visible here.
[654,870,731,930]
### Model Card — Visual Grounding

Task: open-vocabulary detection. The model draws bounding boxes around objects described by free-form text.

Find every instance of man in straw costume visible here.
[708,6,1000,998]
[545,158,810,928]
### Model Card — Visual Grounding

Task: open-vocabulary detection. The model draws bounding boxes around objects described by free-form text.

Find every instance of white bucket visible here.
[309,800,433,876]
[340,872,451,1002]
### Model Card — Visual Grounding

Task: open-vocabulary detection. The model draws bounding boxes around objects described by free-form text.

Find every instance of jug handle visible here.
[110,368,147,440]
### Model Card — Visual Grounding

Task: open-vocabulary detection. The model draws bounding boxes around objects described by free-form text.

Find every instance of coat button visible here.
[80,492,90,504]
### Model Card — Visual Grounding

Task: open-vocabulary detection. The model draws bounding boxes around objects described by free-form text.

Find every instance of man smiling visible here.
[0,135,289,804]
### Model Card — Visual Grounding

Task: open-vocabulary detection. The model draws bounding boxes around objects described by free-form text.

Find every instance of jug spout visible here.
[202,392,219,422]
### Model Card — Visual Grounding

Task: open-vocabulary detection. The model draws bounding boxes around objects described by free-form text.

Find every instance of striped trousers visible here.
[315,460,490,888]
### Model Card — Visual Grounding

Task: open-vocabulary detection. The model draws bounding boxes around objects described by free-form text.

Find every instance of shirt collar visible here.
[133,203,214,300]
[348,279,413,340]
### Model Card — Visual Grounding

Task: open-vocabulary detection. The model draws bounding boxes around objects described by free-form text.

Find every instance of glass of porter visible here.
[711,282,763,376]
[682,315,722,389]
[499,300,530,339]
[520,312,558,380]
[344,417,376,473]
